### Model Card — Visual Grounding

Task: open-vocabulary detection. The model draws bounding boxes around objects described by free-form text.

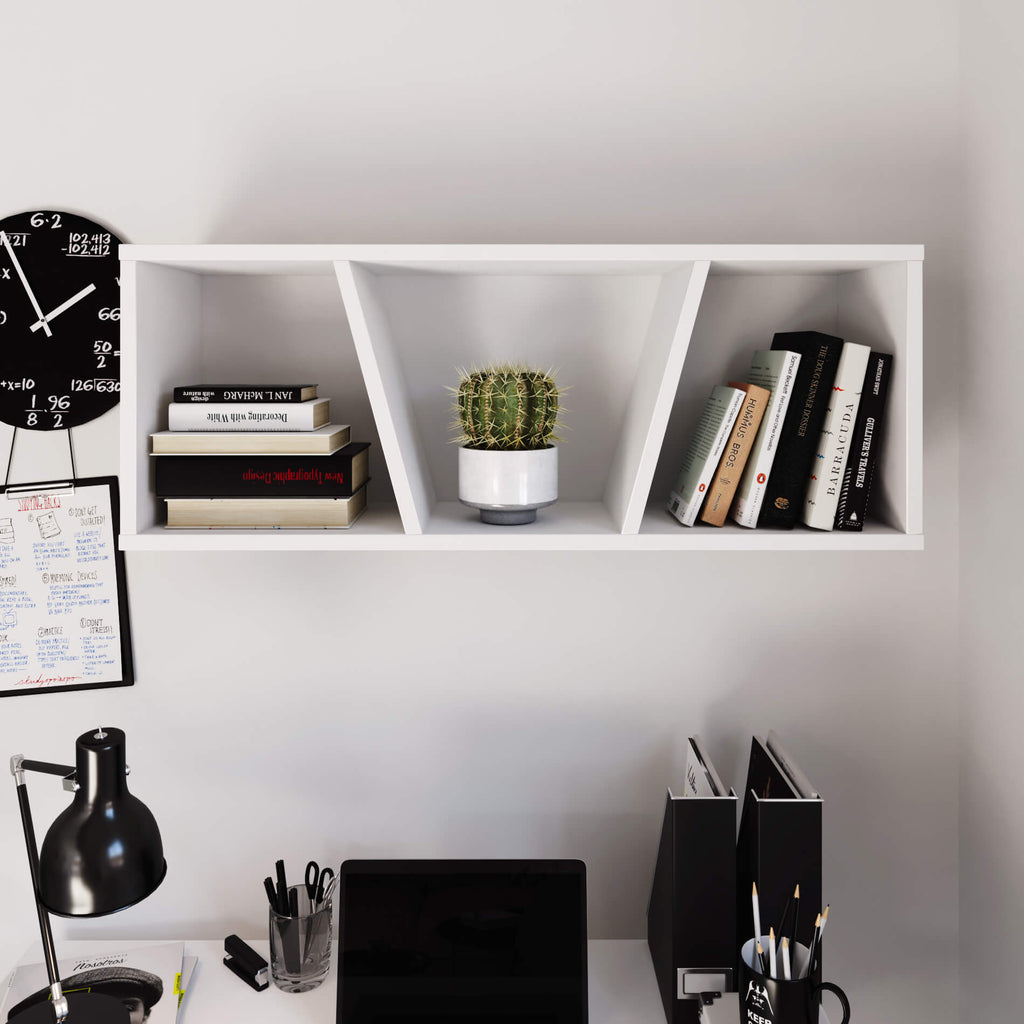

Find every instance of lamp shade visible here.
[37,727,166,917]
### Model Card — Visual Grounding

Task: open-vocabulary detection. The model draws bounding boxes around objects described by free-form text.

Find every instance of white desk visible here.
[6,939,831,1023]
[184,939,671,1023]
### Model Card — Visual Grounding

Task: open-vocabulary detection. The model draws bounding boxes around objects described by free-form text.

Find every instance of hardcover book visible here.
[173,385,317,403]
[150,423,350,455]
[164,484,368,529]
[758,331,844,529]
[167,397,329,432]
[667,385,746,527]
[154,442,370,498]
[802,342,871,530]
[834,352,893,531]
[731,350,801,528]
[699,382,769,527]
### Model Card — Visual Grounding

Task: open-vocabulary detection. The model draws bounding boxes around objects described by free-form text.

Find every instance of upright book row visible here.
[150,385,371,529]
[667,331,893,532]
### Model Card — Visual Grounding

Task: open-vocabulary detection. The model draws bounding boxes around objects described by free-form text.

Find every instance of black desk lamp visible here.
[8,727,166,1024]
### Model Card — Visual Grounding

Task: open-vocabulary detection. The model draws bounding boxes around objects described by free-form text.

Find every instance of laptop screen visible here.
[337,860,588,1024]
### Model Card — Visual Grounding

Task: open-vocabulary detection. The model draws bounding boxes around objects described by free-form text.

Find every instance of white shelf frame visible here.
[119,245,923,552]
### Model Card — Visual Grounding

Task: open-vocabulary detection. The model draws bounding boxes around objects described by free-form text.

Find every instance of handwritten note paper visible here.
[0,477,132,697]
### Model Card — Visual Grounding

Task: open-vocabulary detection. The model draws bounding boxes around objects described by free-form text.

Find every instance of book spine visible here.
[173,387,311,403]
[165,484,368,529]
[759,333,844,529]
[700,384,769,527]
[167,400,326,432]
[803,344,871,530]
[834,353,893,531]
[731,352,801,528]
[154,445,369,498]
[667,386,745,527]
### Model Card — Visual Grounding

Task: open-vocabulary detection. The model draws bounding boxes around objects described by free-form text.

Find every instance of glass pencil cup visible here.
[269,884,332,992]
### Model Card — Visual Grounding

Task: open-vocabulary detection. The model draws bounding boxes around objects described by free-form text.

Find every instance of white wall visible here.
[0,4,960,1023]
[960,3,1024,1020]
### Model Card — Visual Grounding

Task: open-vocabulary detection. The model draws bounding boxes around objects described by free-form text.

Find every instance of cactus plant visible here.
[453,364,562,451]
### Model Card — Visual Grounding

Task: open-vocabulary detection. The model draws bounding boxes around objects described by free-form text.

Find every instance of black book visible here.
[154,441,370,498]
[758,331,843,528]
[834,352,893,531]
[173,384,317,403]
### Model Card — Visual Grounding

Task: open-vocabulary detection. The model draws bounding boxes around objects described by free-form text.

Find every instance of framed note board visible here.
[0,475,133,698]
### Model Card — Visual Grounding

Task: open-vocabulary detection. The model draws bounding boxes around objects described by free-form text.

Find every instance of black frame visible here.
[0,475,133,698]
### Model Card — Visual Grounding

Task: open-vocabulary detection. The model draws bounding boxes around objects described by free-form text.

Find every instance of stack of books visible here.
[667,332,893,531]
[151,385,371,528]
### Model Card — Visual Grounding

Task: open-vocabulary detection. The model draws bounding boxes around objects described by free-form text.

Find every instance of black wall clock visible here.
[0,210,123,431]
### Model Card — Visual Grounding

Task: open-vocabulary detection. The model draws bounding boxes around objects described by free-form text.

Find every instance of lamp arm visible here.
[20,760,76,777]
[10,756,70,1023]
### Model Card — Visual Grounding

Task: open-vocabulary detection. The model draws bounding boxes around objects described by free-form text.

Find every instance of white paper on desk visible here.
[0,942,184,1024]
[177,956,198,1020]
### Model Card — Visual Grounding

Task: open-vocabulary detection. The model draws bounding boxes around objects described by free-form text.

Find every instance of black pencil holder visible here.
[739,937,850,1024]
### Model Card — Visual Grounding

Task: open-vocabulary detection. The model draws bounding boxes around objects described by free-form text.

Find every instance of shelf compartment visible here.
[120,259,391,537]
[337,258,708,535]
[650,258,921,538]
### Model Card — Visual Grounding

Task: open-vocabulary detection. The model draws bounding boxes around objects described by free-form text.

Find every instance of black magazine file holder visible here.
[735,737,822,978]
[647,787,738,1024]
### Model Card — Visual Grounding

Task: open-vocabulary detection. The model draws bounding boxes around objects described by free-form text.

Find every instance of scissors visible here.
[304,860,335,904]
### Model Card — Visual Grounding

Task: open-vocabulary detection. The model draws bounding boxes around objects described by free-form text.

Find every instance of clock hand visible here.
[0,230,53,338]
[30,283,97,333]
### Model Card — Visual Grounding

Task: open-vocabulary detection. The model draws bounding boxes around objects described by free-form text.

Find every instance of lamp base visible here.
[8,991,130,1024]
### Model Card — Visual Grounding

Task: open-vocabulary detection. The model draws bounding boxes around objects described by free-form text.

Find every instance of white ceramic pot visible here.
[458,446,558,525]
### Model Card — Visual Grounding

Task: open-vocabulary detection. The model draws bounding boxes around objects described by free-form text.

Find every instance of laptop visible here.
[337,859,588,1024]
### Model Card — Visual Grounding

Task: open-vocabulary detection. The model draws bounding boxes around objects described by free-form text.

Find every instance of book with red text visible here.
[758,331,843,529]
[731,350,801,528]
[154,442,370,498]
[802,342,871,530]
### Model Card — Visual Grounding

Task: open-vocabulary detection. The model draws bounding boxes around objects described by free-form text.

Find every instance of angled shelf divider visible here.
[118,245,923,551]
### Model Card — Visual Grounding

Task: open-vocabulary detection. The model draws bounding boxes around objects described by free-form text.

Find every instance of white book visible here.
[730,350,802,528]
[667,385,746,526]
[803,342,871,530]
[151,423,350,454]
[0,942,185,1024]
[167,397,330,431]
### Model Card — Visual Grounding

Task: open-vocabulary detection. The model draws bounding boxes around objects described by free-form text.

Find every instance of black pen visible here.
[263,876,278,909]
[275,859,289,914]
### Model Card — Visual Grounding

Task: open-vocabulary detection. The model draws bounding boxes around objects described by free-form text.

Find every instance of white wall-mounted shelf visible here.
[119,245,923,552]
